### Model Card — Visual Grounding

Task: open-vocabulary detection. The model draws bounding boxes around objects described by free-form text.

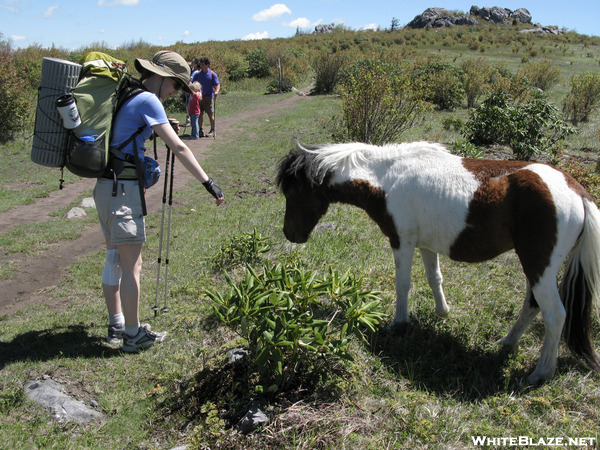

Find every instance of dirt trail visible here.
[0,90,311,315]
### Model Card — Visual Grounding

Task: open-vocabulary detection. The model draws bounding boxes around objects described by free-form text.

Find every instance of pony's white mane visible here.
[299,141,449,182]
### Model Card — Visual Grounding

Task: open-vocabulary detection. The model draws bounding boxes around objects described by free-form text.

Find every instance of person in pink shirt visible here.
[185,81,202,139]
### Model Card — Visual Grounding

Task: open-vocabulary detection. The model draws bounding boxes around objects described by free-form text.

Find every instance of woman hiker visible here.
[94,50,224,352]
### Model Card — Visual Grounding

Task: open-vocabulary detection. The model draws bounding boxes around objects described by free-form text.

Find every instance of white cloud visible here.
[100,29,106,33]
[183,30,190,37]
[287,17,310,28]
[285,18,322,29]
[9,35,26,41]
[242,31,269,40]
[361,23,379,31]
[0,4,19,12]
[43,5,58,18]
[252,4,291,22]
[98,0,139,6]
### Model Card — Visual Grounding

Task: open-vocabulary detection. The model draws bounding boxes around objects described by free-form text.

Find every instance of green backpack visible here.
[65,51,145,179]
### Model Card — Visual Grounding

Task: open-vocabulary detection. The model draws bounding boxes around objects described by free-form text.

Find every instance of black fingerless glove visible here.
[203,178,223,199]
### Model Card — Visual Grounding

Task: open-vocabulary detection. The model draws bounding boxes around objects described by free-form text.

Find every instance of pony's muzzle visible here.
[283,226,309,243]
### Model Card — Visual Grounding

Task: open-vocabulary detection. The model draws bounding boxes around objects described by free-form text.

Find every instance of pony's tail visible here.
[560,198,600,373]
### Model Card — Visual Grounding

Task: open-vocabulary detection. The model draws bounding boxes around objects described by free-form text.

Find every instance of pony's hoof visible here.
[387,320,409,333]
[494,337,517,352]
[435,307,450,318]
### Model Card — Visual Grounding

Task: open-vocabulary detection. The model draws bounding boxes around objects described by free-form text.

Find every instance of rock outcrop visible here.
[314,24,336,34]
[406,6,534,30]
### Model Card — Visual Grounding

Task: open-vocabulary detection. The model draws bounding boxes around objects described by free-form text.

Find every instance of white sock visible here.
[109,313,124,328]
[125,323,140,337]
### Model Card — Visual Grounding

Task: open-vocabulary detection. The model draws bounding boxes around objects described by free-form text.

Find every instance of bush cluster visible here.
[562,72,600,125]
[336,60,431,145]
[0,37,33,143]
[463,91,576,160]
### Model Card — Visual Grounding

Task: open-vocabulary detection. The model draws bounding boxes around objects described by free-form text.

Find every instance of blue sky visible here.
[2,0,598,50]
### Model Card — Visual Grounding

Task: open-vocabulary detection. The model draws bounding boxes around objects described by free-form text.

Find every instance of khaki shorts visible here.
[200,96,214,115]
[94,178,146,245]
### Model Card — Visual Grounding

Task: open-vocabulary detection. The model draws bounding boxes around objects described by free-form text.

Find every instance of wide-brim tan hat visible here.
[135,50,193,94]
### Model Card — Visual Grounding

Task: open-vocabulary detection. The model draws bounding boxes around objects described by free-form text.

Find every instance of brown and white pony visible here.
[276,141,600,384]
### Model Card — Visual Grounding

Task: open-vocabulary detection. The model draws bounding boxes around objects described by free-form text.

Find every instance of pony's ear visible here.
[276,152,296,190]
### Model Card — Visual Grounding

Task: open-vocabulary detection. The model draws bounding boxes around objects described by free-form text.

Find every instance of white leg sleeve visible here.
[102,248,122,286]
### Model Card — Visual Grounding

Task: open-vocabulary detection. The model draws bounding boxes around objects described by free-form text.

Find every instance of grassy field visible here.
[2,31,600,450]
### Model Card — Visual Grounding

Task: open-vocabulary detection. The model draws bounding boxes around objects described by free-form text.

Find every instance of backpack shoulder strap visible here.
[114,75,147,116]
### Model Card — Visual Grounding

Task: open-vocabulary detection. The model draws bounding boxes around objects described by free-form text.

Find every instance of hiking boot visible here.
[199,129,205,137]
[107,324,124,344]
[122,324,167,352]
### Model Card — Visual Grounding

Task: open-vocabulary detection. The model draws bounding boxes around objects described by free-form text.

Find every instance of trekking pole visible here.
[154,144,171,316]
[161,149,176,313]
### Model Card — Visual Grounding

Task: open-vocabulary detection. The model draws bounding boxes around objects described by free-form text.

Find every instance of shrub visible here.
[162,93,187,114]
[463,91,576,160]
[488,62,534,103]
[246,48,271,78]
[562,71,600,125]
[442,116,465,131]
[517,59,562,92]
[0,37,32,143]
[265,75,295,94]
[460,57,493,108]
[413,61,464,110]
[212,229,271,272]
[221,51,249,82]
[337,61,431,145]
[208,264,386,392]
[310,51,348,95]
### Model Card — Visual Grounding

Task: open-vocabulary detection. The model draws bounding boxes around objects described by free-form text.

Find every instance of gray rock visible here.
[488,6,512,23]
[227,348,248,364]
[314,24,335,34]
[236,402,269,434]
[513,7,532,24]
[520,25,561,35]
[67,207,87,219]
[25,379,103,424]
[406,7,450,28]
[314,221,337,232]
[80,197,96,209]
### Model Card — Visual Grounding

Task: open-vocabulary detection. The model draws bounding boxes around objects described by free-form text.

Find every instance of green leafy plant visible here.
[463,91,576,160]
[212,229,271,271]
[450,141,484,158]
[208,264,385,392]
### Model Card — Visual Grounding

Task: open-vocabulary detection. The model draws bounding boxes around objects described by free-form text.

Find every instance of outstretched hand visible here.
[203,178,224,205]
